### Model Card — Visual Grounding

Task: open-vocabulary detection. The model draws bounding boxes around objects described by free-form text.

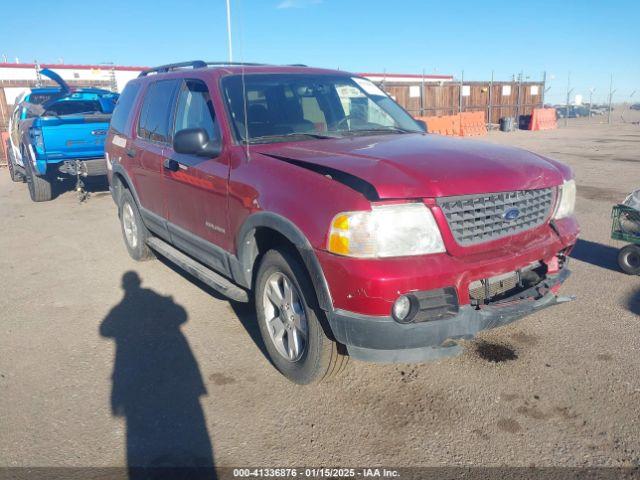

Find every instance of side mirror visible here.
[415,119,428,133]
[173,128,221,157]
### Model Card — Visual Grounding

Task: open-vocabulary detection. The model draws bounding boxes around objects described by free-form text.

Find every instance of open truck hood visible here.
[256,133,567,199]
[37,69,73,111]
[39,68,71,94]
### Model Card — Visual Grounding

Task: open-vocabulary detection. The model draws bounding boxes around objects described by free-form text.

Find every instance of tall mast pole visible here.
[226,0,233,62]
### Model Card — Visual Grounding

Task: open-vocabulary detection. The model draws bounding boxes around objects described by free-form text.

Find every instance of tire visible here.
[6,143,22,182]
[618,244,640,275]
[255,248,348,384]
[23,149,52,202]
[118,188,155,261]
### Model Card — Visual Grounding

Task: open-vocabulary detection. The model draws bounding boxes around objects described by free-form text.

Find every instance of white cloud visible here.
[277,0,322,9]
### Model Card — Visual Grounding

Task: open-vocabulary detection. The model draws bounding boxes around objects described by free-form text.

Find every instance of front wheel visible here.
[255,249,347,384]
[618,244,640,275]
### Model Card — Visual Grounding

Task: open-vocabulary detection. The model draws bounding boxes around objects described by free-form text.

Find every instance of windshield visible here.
[221,74,423,144]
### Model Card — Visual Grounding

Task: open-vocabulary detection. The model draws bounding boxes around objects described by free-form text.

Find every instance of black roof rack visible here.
[138,60,270,77]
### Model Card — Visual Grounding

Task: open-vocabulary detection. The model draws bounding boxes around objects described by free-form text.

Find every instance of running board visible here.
[146,237,249,303]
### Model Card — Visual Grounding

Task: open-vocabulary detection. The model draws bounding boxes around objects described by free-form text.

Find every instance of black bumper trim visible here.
[326,268,571,363]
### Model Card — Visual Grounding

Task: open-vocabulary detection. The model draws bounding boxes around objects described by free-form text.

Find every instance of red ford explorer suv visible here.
[106,61,579,384]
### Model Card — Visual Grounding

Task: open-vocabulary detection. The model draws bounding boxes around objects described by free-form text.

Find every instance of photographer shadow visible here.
[100,271,216,479]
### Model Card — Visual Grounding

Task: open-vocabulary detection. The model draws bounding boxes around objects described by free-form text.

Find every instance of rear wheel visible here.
[255,249,347,384]
[6,143,23,182]
[118,189,155,261]
[23,148,52,202]
[618,244,640,275]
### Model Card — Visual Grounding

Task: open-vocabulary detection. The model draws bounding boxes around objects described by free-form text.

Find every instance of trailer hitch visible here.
[59,160,90,203]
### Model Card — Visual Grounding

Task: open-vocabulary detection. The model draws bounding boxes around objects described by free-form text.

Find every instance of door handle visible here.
[126,148,137,158]
[163,158,180,172]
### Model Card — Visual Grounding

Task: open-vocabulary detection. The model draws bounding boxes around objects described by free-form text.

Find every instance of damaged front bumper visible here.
[326,268,573,363]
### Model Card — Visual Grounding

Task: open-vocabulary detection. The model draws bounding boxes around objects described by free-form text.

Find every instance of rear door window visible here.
[173,79,219,142]
[137,80,179,144]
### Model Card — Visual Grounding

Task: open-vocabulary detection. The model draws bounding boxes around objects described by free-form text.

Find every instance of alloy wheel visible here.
[122,202,138,249]
[262,271,308,361]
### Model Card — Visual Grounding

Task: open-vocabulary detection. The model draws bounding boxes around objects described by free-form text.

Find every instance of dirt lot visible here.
[1,111,639,472]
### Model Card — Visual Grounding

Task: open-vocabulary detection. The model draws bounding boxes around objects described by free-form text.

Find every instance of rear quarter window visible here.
[110,83,142,135]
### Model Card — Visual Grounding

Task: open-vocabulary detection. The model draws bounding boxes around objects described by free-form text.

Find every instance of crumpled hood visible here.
[256,133,568,199]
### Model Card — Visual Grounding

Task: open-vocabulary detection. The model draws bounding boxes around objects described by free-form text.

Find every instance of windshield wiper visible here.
[244,132,340,144]
[341,126,419,136]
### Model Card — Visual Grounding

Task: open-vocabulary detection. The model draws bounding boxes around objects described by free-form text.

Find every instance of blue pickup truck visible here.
[6,69,118,201]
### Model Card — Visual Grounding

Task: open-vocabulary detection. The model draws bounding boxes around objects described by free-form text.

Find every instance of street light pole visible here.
[565,72,573,127]
[607,74,615,124]
[226,0,233,63]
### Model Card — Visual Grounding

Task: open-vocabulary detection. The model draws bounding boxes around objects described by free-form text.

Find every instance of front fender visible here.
[234,212,333,312]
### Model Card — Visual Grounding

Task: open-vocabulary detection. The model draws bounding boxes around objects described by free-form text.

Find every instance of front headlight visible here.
[327,203,446,258]
[553,179,576,219]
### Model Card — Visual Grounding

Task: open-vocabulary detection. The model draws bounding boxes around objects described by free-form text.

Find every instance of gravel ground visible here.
[1,110,639,471]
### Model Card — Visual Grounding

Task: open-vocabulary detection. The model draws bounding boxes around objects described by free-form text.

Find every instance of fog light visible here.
[392,295,415,323]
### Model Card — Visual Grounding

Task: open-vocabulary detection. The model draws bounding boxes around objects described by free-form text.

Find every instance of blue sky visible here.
[1,0,638,103]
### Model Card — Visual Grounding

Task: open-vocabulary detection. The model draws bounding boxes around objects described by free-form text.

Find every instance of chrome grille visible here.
[437,188,555,246]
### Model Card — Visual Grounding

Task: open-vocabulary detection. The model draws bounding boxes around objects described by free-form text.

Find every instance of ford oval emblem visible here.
[502,207,520,222]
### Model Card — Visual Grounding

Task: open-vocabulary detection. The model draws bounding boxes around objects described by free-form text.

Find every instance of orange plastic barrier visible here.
[459,111,487,137]
[530,108,557,131]
[0,132,9,164]
[416,115,460,136]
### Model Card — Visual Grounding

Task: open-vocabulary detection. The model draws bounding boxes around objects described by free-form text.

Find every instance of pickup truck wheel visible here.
[6,145,23,182]
[119,189,154,261]
[23,153,52,202]
[618,244,640,275]
[255,249,347,384]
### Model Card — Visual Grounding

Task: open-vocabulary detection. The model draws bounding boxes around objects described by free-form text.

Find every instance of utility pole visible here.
[226,0,233,63]
[565,72,573,127]
[516,71,523,128]
[588,88,595,120]
[420,68,425,117]
[459,70,464,114]
[488,70,494,126]
[34,60,42,87]
[607,74,616,124]
[544,73,553,107]
[99,62,117,92]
